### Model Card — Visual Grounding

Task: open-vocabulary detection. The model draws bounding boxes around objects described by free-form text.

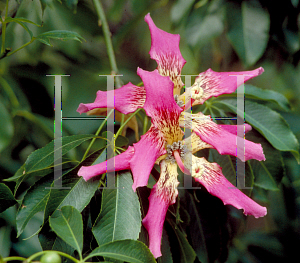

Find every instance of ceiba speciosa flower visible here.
[77,14,267,258]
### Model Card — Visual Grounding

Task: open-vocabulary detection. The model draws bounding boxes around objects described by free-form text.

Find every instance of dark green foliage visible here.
[1,0,300,262]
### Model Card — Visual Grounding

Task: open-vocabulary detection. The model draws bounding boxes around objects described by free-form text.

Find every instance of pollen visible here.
[191,83,204,100]
[166,141,186,163]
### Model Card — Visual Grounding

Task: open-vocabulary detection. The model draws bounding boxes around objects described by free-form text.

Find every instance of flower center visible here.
[166,141,185,162]
[166,141,191,175]
[191,83,204,100]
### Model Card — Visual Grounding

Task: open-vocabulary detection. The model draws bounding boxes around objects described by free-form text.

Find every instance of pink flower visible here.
[77,14,267,258]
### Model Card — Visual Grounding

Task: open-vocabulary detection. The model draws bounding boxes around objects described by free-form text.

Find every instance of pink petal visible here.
[77,82,146,115]
[78,146,134,181]
[137,68,183,144]
[145,13,186,92]
[130,126,166,191]
[142,160,179,258]
[190,67,264,105]
[142,184,169,258]
[180,112,265,161]
[193,159,267,218]
[218,124,252,135]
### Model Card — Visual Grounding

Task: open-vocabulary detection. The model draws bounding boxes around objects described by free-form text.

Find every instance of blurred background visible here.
[0,0,300,262]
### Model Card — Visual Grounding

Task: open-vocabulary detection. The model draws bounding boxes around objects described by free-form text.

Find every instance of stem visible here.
[5,39,34,58]
[1,0,9,54]
[2,257,26,262]
[143,115,148,134]
[120,113,125,126]
[115,108,141,141]
[0,76,19,108]
[81,109,114,161]
[92,0,121,88]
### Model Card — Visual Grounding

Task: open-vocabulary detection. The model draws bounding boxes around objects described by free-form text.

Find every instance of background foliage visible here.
[1,0,300,262]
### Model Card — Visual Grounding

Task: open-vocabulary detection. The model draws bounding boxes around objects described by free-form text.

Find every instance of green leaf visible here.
[186,0,224,47]
[226,0,270,66]
[62,0,79,12]
[208,150,237,185]
[102,131,129,148]
[85,240,156,263]
[5,134,99,182]
[38,222,75,256]
[157,229,173,263]
[216,99,299,162]
[43,172,99,222]
[186,193,209,263]
[93,172,141,246]
[43,148,104,221]
[169,220,196,263]
[244,85,291,112]
[35,30,85,46]
[115,134,129,148]
[247,130,285,190]
[5,17,41,27]
[0,100,14,153]
[16,173,53,237]
[4,18,34,39]
[39,0,53,15]
[108,0,127,22]
[49,206,83,256]
[0,226,11,257]
[171,0,195,25]
[0,183,18,213]
[18,148,103,238]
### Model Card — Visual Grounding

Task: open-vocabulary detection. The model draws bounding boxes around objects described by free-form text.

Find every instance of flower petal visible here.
[179,67,264,105]
[184,132,213,154]
[219,124,252,135]
[145,13,186,93]
[137,68,183,145]
[142,160,178,258]
[77,82,146,115]
[188,156,267,218]
[180,112,265,161]
[78,146,134,181]
[130,126,166,191]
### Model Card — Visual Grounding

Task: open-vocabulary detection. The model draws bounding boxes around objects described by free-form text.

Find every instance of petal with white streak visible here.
[142,160,178,258]
[78,146,134,181]
[130,126,166,191]
[137,68,183,145]
[145,13,186,93]
[179,112,265,162]
[183,153,267,218]
[77,82,146,115]
[179,67,264,105]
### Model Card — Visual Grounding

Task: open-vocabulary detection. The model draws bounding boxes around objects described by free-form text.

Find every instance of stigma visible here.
[166,141,191,175]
